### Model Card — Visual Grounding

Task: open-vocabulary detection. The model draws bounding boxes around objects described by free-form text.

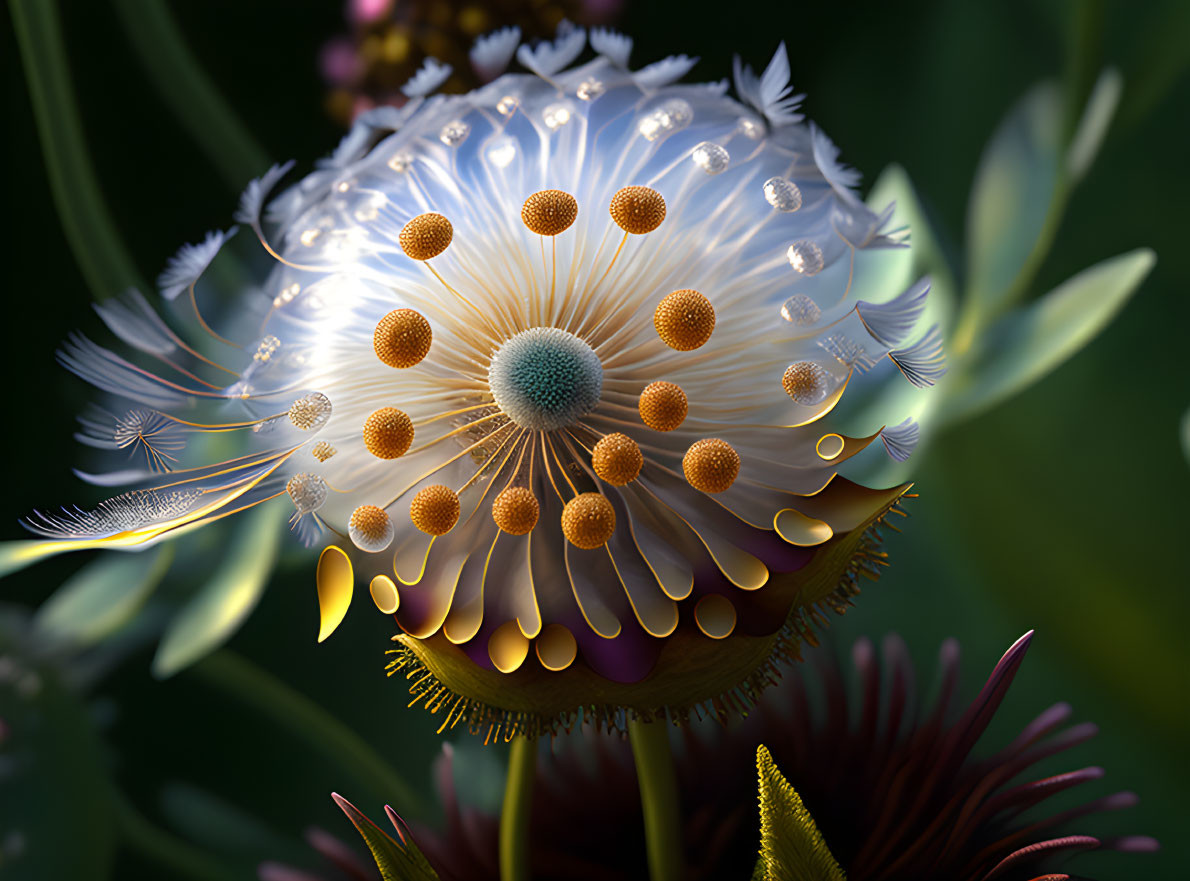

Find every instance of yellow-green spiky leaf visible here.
[755,745,846,881]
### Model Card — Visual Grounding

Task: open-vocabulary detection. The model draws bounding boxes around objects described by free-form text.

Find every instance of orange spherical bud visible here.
[561,492,616,549]
[374,309,432,368]
[363,407,414,459]
[591,432,643,486]
[521,189,578,236]
[609,186,666,234]
[638,381,688,432]
[492,486,539,535]
[399,212,453,260]
[682,438,740,493]
[409,485,460,536]
[348,504,393,552]
[654,289,715,351]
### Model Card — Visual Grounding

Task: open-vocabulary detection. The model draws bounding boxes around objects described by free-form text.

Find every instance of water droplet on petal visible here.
[543,103,573,130]
[439,120,470,146]
[780,294,821,326]
[496,95,518,116]
[787,240,824,275]
[691,142,729,174]
[577,78,605,101]
[764,177,802,211]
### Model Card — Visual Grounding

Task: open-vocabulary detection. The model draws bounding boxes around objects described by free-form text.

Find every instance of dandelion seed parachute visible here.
[17,27,945,734]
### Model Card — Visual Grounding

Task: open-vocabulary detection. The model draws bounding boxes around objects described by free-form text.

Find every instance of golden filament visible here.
[369,574,400,614]
[349,505,390,542]
[638,381,688,432]
[654,289,715,351]
[683,438,740,493]
[311,441,337,462]
[374,309,432,368]
[609,186,666,234]
[492,486,539,535]
[409,484,460,536]
[591,432,643,486]
[522,189,578,236]
[399,212,453,260]
[561,492,616,549]
[363,407,414,459]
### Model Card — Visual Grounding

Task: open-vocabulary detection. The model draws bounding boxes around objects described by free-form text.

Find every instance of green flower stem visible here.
[191,649,430,821]
[628,716,684,881]
[9,0,146,300]
[111,0,269,189]
[115,792,237,881]
[500,734,536,881]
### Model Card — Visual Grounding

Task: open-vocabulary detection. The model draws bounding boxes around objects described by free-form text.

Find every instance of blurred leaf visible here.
[945,248,1155,424]
[1067,68,1122,183]
[160,782,305,864]
[755,745,844,881]
[33,544,173,647]
[152,504,285,678]
[0,613,117,881]
[965,81,1064,323]
[332,794,440,881]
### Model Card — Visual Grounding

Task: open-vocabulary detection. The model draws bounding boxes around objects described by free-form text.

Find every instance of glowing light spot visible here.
[576,78,604,101]
[609,186,666,235]
[694,594,737,639]
[286,472,327,514]
[683,438,740,493]
[543,103,572,130]
[764,177,802,211]
[522,190,578,236]
[299,228,321,247]
[439,120,470,146]
[496,95,518,115]
[369,574,400,614]
[486,137,517,169]
[738,116,764,139]
[348,505,394,553]
[374,308,432,368]
[492,487,539,535]
[409,485,460,536]
[592,433,643,486]
[815,433,845,460]
[387,152,413,173]
[638,381,687,431]
[782,361,829,405]
[399,213,453,260]
[788,240,824,275]
[535,623,577,671]
[561,492,616,549]
[691,142,729,174]
[654,289,715,351]
[363,407,413,459]
[288,392,332,431]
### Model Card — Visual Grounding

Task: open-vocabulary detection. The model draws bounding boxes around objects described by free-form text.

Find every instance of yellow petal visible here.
[316,546,353,643]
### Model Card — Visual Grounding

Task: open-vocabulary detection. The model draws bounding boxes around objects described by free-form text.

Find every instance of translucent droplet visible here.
[780,294,821,326]
[387,152,414,173]
[349,510,394,553]
[299,229,321,247]
[663,99,693,127]
[691,142,729,174]
[787,240,824,275]
[335,180,352,193]
[288,392,332,431]
[738,116,764,139]
[543,103,572,130]
[764,177,802,211]
[496,95,518,116]
[577,78,605,101]
[439,120,470,147]
[486,137,517,169]
[782,361,829,405]
[353,195,383,222]
[286,472,328,514]
[253,335,281,362]
[639,99,693,141]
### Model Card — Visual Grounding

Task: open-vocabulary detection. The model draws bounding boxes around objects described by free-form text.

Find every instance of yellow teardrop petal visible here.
[316,546,353,643]
[369,574,400,614]
[488,619,530,673]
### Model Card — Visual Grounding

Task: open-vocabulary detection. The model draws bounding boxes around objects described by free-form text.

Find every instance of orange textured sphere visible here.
[561,493,616,549]
[349,505,390,541]
[399,213,453,260]
[683,438,740,493]
[591,433,644,486]
[409,485,460,536]
[363,407,414,459]
[654,289,715,351]
[521,190,578,236]
[492,486,539,535]
[609,186,666,234]
[374,309,432,368]
[638,381,688,432]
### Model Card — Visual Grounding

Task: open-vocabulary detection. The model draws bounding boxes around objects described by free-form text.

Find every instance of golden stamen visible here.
[349,505,390,542]
[492,486,539,535]
[399,212,453,260]
[654,289,715,351]
[374,308,432,368]
[311,441,336,462]
[682,438,740,493]
[409,484,460,536]
[363,407,414,459]
[561,492,616,549]
[782,361,828,405]
[638,381,688,432]
[609,186,666,234]
[591,432,643,486]
[521,189,578,236]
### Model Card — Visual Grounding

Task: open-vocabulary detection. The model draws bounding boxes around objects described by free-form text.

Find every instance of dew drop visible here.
[439,120,470,146]
[543,103,573,130]
[496,95,518,116]
[577,78,605,101]
[691,142,729,174]
[780,294,821,326]
[764,177,802,211]
[787,240,824,275]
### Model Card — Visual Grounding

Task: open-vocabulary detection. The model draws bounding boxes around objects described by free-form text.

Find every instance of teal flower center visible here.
[488,327,603,431]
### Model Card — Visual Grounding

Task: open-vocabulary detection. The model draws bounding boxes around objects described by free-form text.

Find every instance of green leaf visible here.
[965,80,1064,320]
[1067,69,1122,184]
[33,544,173,647]
[152,504,285,678]
[333,794,440,881]
[945,248,1155,424]
[755,745,845,881]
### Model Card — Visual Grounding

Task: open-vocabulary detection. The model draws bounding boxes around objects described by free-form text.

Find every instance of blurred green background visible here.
[2,1,1187,879]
